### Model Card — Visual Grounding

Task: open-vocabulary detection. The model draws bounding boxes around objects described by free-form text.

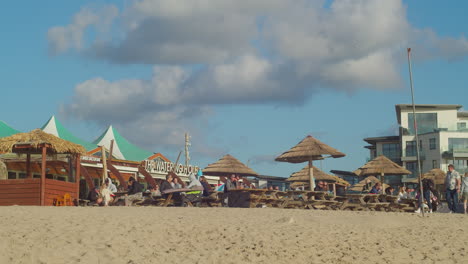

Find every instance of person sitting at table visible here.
[397,186,407,202]
[268,186,274,191]
[369,183,382,194]
[314,181,325,191]
[88,187,102,206]
[104,177,117,193]
[274,186,280,191]
[172,177,183,189]
[362,179,372,193]
[199,176,212,197]
[100,181,114,206]
[385,186,395,195]
[160,173,174,195]
[149,184,162,198]
[125,176,144,206]
[406,188,413,199]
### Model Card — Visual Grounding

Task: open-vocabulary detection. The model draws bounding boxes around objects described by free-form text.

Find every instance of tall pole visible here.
[407,48,425,216]
[184,133,190,167]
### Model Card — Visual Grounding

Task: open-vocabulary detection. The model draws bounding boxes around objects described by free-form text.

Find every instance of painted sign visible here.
[144,160,199,176]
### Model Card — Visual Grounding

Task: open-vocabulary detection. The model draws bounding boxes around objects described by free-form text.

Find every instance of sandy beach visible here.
[0,207,466,264]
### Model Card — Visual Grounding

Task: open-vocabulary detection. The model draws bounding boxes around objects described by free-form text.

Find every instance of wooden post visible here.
[109,140,114,163]
[101,146,107,183]
[75,154,81,204]
[308,159,315,191]
[40,146,47,206]
[26,153,32,178]
[332,183,336,196]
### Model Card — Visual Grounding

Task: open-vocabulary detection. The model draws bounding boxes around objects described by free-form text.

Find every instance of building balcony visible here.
[442,148,468,159]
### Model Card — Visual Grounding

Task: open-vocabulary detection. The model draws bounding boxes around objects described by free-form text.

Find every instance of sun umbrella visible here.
[354,155,410,192]
[275,135,345,191]
[202,154,258,177]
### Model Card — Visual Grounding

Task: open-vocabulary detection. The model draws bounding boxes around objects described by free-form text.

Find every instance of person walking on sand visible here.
[445,164,461,213]
[461,173,468,214]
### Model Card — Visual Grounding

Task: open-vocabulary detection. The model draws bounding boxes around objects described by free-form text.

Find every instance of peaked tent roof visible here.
[0,121,20,138]
[93,125,153,161]
[41,116,96,151]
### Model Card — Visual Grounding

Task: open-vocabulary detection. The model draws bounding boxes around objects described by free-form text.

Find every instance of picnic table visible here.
[228,189,271,208]
[399,198,418,212]
[200,191,223,207]
[159,188,196,207]
[279,190,308,209]
[304,191,338,210]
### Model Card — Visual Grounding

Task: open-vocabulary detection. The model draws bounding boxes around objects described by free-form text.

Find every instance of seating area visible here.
[93,188,419,212]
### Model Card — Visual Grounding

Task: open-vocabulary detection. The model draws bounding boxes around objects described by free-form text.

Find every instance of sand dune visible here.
[0,207,466,264]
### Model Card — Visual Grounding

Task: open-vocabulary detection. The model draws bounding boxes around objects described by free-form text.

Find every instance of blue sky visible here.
[1,0,468,177]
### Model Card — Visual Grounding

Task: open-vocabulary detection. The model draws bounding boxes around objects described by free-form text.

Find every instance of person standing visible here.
[415,178,437,213]
[460,173,468,214]
[445,164,461,213]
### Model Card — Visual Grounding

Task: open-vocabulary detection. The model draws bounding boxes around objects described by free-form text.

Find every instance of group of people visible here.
[87,171,211,207]
[360,164,468,214]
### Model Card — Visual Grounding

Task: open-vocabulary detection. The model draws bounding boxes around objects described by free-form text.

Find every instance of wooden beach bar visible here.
[0,129,85,206]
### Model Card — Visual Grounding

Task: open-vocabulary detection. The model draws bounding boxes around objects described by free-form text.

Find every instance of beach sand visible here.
[0,207,467,264]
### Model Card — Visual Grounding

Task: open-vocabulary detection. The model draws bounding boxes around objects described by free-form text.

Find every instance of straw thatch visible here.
[287,166,335,182]
[348,176,381,192]
[286,166,350,186]
[354,155,411,176]
[275,135,345,163]
[408,168,446,185]
[0,129,86,155]
[423,168,446,185]
[202,154,258,176]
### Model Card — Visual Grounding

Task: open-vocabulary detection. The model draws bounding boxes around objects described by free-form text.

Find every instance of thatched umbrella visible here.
[0,129,86,205]
[349,176,381,192]
[408,168,445,185]
[275,135,345,190]
[354,155,410,191]
[287,165,349,193]
[203,154,258,177]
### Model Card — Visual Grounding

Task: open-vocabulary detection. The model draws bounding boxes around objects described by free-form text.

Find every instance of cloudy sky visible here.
[1,0,468,177]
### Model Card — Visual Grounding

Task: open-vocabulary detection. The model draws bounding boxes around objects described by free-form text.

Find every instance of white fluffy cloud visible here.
[52,0,468,152]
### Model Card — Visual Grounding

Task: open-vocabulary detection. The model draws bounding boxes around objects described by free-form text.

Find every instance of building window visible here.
[406,141,416,156]
[432,160,438,169]
[406,162,417,177]
[429,138,436,150]
[382,143,400,161]
[7,172,17,179]
[408,113,438,134]
[457,122,467,130]
[448,138,468,152]
[419,140,423,150]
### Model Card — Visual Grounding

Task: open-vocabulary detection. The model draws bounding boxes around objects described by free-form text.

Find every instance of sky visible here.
[1,0,468,177]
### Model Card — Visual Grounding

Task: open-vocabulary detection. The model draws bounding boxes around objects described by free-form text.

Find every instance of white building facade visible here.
[365,104,468,183]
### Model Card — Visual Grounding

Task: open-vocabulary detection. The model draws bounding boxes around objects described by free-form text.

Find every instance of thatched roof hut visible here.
[0,129,86,154]
[354,155,410,176]
[202,154,258,177]
[348,176,381,192]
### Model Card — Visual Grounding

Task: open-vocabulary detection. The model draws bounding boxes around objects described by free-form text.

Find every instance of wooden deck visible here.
[0,178,78,206]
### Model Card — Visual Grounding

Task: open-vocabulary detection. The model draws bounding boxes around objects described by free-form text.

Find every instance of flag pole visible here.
[407,48,425,216]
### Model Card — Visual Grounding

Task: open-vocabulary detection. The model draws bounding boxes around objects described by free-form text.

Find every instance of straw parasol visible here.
[354,155,410,190]
[287,165,350,192]
[275,135,345,190]
[0,129,86,154]
[349,176,381,192]
[408,168,446,185]
[202,154,258,177]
